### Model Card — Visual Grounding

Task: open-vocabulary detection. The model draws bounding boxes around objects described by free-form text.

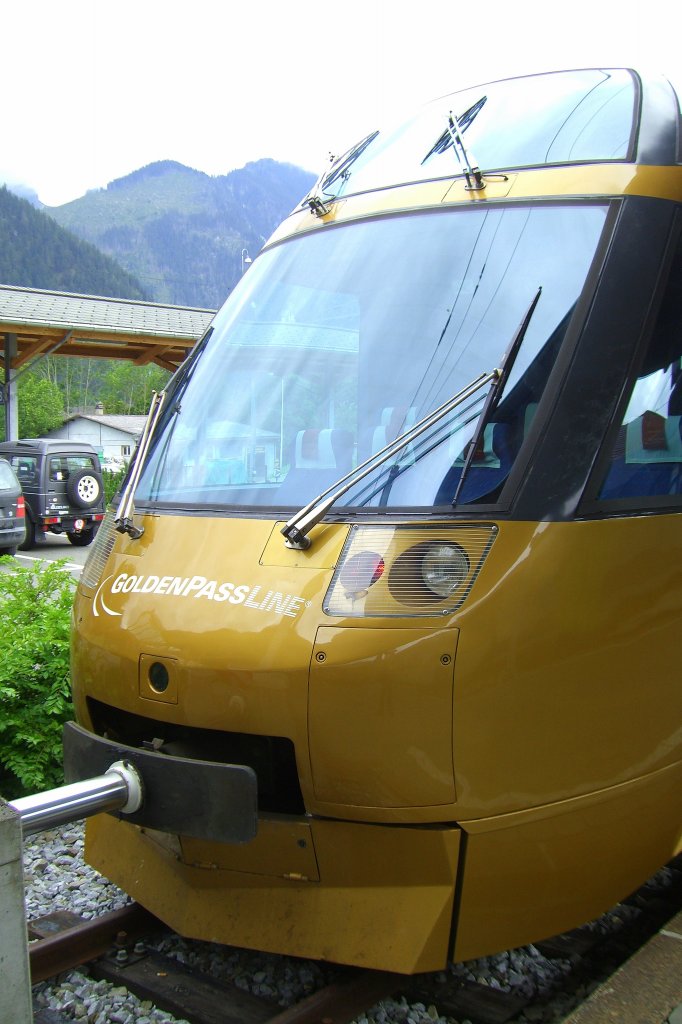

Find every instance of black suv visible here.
[0,456,26,556]
[0,440,105,548]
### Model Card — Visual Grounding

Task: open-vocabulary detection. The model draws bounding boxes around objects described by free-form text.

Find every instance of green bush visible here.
[102,466,127,507]
[0,558,76,798]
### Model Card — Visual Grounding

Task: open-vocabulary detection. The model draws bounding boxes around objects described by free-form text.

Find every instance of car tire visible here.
[67,469,103,509]
[67,527,96,547]
[19,516,35,550]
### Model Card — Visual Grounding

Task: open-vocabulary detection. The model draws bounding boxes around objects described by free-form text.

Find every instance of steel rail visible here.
[29,903,160,984]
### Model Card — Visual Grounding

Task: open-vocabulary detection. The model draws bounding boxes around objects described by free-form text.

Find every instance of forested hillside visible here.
[48,159,315,307]
[0,187,170,439]
[0,186,147,299]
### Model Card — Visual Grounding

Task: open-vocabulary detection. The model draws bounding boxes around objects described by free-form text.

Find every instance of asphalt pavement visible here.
[5,535,87,580]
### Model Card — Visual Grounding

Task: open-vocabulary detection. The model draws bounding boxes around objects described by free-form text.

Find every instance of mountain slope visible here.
[48,159,315,307]
[0,186,148,299]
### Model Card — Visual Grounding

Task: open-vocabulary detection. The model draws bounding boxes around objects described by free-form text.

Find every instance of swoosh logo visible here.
[93,575,122,617]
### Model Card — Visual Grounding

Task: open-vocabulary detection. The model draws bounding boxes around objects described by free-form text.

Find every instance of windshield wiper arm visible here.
[115,389,166,539]
[452,286,542,505]
[447,109,485,191]
[281,370,499,550]
[114,326,214,538]
[351,402,482,510]
[303,130,379,217]
[422,99,510,192]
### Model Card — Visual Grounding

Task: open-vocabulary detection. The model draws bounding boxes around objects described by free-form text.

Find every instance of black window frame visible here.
[580,207,682,517]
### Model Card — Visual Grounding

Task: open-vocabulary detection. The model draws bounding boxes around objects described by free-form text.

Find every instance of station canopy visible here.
[0,284,216,373]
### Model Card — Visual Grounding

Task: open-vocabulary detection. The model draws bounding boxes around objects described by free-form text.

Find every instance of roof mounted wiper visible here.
[446,109,486,191]
[422,97,507,192]
[303,130,379,218]
[281,370,499,551]
[114,390,166,539]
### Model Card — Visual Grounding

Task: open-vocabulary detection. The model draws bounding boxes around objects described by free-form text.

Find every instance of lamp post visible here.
[241,248,252,274]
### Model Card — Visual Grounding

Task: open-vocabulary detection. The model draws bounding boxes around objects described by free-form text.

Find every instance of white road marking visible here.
[15,553,83,574]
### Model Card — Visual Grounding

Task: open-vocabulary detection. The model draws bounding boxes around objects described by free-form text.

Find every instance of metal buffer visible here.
[8,760,143,837]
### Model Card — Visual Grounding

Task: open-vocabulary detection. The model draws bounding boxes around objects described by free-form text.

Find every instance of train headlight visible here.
[421,542,469,598]
[323,524,497,617]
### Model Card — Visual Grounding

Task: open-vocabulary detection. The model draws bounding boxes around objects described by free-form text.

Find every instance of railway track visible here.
[28,854,682,1024]
[29,903,405,1024]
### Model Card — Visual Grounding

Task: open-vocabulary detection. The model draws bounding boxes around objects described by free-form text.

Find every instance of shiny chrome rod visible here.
[8,761,143,837]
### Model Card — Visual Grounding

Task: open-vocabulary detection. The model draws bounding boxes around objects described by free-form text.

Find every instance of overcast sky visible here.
[2,0,679,207]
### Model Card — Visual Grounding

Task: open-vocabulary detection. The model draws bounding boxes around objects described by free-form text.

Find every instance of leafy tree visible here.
[0,559,75,796]
[17,372,65,438]
[103,466,127,505]
[100,362,169,414]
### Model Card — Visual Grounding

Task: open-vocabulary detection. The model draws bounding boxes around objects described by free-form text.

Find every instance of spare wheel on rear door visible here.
[67,468,103,508]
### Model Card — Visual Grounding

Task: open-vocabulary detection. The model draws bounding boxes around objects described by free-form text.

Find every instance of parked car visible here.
[0,456,26,556]
[0,440,105,548]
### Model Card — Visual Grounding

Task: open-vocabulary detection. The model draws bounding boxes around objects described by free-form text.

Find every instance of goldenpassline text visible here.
[108,573,306,617]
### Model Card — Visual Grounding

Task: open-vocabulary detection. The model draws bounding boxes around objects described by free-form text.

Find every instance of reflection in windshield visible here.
[135,203,607,512]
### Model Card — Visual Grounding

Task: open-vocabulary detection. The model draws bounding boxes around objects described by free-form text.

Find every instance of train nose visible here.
[72,516,352,816]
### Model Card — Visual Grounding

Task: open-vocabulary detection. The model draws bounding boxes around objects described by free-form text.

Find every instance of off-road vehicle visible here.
[0,439,105,548]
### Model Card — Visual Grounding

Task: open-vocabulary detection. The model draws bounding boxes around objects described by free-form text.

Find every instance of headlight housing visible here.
[324,523,497,617]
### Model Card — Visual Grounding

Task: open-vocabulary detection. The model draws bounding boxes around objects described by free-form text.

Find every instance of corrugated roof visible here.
[0,284,217,371]
[0,284,214,337]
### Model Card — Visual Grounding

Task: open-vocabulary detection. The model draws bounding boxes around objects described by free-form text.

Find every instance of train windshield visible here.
[136,203,608,512]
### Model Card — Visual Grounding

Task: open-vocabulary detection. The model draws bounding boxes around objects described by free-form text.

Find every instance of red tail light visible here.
[16,496,25,519]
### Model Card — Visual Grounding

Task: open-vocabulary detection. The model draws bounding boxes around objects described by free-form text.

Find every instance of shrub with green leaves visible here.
[0,558,76,798]
[102,466,127,507]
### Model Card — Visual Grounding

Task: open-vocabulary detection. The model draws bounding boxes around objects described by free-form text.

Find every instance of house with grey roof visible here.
[43,406,145,465]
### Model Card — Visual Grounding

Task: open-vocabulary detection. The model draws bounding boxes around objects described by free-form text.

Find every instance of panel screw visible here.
[440,654,452,666]
[315,652,326,663]
[116,948,129,963]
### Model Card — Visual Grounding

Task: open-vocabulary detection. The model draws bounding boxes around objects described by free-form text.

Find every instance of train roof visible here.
[299,68,681,209]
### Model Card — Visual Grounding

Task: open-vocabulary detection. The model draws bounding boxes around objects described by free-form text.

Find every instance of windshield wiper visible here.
[446,109,485,191]
[303,130,380,217]
[423,98,509,192]
[281,370,499,550]
[452,286,542,504]
[114,326,214,538]
[422,96,487,165]
[347,401,482,510]
[115,390,166,539]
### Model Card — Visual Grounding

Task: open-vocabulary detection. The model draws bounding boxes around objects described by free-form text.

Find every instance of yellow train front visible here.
[68,68,682,973]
